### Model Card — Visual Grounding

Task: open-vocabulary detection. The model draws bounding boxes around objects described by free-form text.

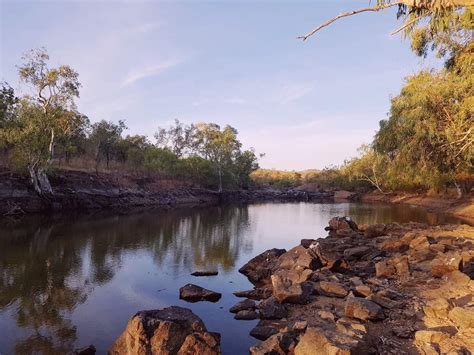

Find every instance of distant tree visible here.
[155,119,195,157]
[89,120,127,171]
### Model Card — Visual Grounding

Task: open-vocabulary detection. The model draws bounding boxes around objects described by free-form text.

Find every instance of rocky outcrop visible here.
[238,248,286,286]
[237,218,474,354]
[108,306,221,354]
[179,284,222,302]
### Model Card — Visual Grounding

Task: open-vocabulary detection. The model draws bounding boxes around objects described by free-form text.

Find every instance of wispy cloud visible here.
[121,59,182,87]
[279,82,314,104]
[223,97,246,104]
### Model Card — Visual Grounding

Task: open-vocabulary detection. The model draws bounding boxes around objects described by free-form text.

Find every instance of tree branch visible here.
[390,12,429,35]
[298,2,403,41]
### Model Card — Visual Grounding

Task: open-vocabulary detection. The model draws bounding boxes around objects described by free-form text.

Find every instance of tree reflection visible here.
[0,205,252,353]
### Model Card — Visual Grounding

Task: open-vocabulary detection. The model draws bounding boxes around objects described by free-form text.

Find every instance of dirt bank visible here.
[360,191,474,223]
[0,168,333,216]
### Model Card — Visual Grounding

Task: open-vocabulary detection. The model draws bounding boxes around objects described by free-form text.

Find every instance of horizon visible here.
[1,0,440,170]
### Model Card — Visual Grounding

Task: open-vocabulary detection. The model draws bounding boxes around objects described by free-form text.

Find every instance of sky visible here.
[0,0,436,170]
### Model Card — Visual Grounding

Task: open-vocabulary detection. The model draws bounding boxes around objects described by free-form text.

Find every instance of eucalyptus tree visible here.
[4,48,83,196]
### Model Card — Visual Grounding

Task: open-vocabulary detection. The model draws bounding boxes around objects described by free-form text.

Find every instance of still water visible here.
[0,202,465,354]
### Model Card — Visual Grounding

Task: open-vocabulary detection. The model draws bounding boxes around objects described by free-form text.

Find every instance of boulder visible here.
[250,332,295,355]
[179,284,222,303]
[278,245,321,270]
[109,306,221,355]
[308,242,349,272]
[258,297,288,320]
[294,327,357,355]
[409,235,430,251]
[233,288,273,300]
[326,216,359,234]
[430,252,463,277]
[344,297,384,321]
[234,310,259,320]
[250,321,282,341]
[229,299,256,313]
[239,248,286,285]
[319,281,349,298]
[271,271,312,304]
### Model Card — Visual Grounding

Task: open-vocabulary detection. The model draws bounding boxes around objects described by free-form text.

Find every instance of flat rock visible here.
[295,327,357,355]
[430,252,463,277]
[271,270,312,304]
[229,299,256,313]
[233,288,272,300]
[319,281,348,298]
[179,284,222,303]
[250,324,280,341]
[235,310,259,320]
[345,297,384,321]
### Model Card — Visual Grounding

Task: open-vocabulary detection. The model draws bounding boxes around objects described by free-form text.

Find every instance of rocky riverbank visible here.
[0,168,333,215]
[106,217,474,354]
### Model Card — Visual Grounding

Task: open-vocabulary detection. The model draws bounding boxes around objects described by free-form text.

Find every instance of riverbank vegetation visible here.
[254,5,473,197]
[0,49,259,194]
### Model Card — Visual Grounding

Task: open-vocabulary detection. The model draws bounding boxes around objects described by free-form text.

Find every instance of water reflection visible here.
[0,202,466,354]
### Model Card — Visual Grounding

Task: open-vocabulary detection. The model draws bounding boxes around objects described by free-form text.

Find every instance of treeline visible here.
[0,49,259,195]
[253,7,473,196]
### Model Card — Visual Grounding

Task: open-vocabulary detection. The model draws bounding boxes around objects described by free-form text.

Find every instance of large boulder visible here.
[277,245,321,270]
[108,306,221,355]
[179,284,222,303]
[239,248,286,285]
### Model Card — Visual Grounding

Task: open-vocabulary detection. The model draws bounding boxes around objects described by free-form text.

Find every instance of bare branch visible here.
[390,12,430,35]
[298,2,403,41]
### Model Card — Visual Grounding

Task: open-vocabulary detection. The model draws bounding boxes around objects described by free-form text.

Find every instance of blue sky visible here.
[1,0,435,170]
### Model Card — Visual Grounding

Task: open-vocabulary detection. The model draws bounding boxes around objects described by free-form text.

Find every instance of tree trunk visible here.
[218,166,223,192]
[28,165,53,196]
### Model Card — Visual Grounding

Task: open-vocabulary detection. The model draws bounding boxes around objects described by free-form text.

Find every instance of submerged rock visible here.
[191,270,218,277]
[108,306,221,354]
[179,284,222,302]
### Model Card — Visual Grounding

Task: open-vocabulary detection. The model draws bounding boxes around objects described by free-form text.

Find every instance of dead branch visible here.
[298,2,403,41]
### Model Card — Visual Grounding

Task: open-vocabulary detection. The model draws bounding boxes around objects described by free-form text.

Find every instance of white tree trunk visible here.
[28,165,53,196]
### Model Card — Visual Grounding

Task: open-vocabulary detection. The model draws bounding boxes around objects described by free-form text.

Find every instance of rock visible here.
[343,246,371,260]
[430,252,463,277]
[326,216,359,233]
[250,322,281,341]
[239,248,286,285]
[271,271,312,304]
[250,332,295,355]
[345,297,384,321]
[414,330,450,343]
[300,239,317,248]
[317,310,335,321]
[423,298,451,320]
[368,295,400,309]
[258,297,288,320]
[234,310,259,320]
[233,288,273,300]
[229,299,256,313]
[278,245,321,270]
[319,281,349,298]
[336,318,367,339]
[349,276,363,286]
[179,284,222,303]
[448,307,474,329]
[375,260,396,278]
[354,285,373,298]
[365,224,387,238]
[295,327,357,355]
[179,332,221,354]
[409,235,430,250]
[308,242,349,272]
[109,306,221,355]
[191,270,218,277]
[291,320,308,332]
[74,345,96,355]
